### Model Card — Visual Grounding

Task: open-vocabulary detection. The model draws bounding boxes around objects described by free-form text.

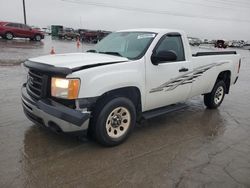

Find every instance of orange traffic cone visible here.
[50,47,55,54]
[77,38,80,49]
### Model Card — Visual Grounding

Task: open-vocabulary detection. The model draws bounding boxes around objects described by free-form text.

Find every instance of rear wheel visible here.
[204,81,226,109]
[5,32,13,40]
[91,97,136,146]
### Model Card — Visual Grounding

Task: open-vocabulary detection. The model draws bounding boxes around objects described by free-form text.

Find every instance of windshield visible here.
[91,32,156,60]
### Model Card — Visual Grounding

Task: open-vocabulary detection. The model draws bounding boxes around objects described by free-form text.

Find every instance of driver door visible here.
[145,34,193,111]
[18,24,33,38]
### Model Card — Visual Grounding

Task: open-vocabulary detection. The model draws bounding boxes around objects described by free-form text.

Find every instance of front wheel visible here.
[204,81,226,109]
[91,97,136,146]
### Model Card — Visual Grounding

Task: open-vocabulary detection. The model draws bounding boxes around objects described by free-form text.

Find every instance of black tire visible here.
[5,32,13,40]
[91,97,136,147]
[34,34,42,41]
[204,80,226,109]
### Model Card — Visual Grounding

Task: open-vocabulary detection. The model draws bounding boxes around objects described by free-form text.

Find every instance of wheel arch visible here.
[216,70,231,94]
[34,33,42,39]
[34,33,41,36]
[5,31,14,37]
[93,86,142,118]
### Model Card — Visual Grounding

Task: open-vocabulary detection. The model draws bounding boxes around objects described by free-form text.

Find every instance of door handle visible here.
[179,68,189,72]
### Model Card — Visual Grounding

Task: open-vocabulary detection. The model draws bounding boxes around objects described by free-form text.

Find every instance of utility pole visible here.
[22,0,27,24]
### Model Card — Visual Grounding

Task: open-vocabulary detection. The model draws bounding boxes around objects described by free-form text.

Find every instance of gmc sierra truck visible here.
[21,29,241,146]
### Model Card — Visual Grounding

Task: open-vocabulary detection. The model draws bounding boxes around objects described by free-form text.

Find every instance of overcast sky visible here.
[0,0,250,40]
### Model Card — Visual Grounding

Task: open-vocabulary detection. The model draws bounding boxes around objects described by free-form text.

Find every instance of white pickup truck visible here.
[21,28,241,146]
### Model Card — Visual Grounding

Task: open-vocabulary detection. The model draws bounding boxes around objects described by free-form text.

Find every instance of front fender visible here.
[68,60,146,108]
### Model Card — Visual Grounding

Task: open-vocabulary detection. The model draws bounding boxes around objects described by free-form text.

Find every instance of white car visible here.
[21,28,241,146]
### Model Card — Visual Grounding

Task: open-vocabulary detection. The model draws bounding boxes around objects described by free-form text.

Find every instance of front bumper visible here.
[21,85,90,133]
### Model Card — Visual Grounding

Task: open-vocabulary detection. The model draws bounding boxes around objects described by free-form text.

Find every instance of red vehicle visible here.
[0,21,44,41]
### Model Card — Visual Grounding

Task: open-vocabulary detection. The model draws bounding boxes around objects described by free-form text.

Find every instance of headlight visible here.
[51,77,80,99]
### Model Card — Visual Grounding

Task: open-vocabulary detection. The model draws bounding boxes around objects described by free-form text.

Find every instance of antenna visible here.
[79,16,84,52]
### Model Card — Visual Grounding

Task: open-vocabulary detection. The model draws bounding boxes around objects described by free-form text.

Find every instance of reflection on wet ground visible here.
[0,38,44,49]
[0,49,250,187]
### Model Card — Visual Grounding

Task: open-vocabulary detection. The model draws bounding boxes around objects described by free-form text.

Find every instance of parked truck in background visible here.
[58,28,80,40]
[21,29,241,146]
[188,37,202,46]
[80,30,111,43]
[215,40,228,48]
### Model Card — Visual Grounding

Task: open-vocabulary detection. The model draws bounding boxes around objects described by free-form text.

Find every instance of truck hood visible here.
[29,52,129,69]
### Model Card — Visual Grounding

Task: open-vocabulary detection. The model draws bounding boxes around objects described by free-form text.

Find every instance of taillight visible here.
[237,59,241,74]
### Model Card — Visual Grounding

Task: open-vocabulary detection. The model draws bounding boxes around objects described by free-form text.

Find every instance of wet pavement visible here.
[0,36,92,64]
[0,46,250,187]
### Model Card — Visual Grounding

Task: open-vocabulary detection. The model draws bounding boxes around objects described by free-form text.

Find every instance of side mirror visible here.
[151,50,177,65]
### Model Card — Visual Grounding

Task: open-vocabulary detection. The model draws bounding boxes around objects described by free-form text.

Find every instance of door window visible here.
[20,24,30,30]
[6,23,19,28]
[155,35,185,61]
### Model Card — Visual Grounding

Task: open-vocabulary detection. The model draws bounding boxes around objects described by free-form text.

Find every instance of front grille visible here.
[27,70,49,100]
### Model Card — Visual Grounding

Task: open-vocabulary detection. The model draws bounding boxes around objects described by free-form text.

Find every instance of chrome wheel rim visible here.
[214,86,224,105]
[36,35,41,41]
[106,107,131,139]
[6,33,12,39]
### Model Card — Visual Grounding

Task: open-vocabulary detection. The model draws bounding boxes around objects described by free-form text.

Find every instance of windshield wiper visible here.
[87,50,123,57]
[99,51,123,57]
[86,49,97,53]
